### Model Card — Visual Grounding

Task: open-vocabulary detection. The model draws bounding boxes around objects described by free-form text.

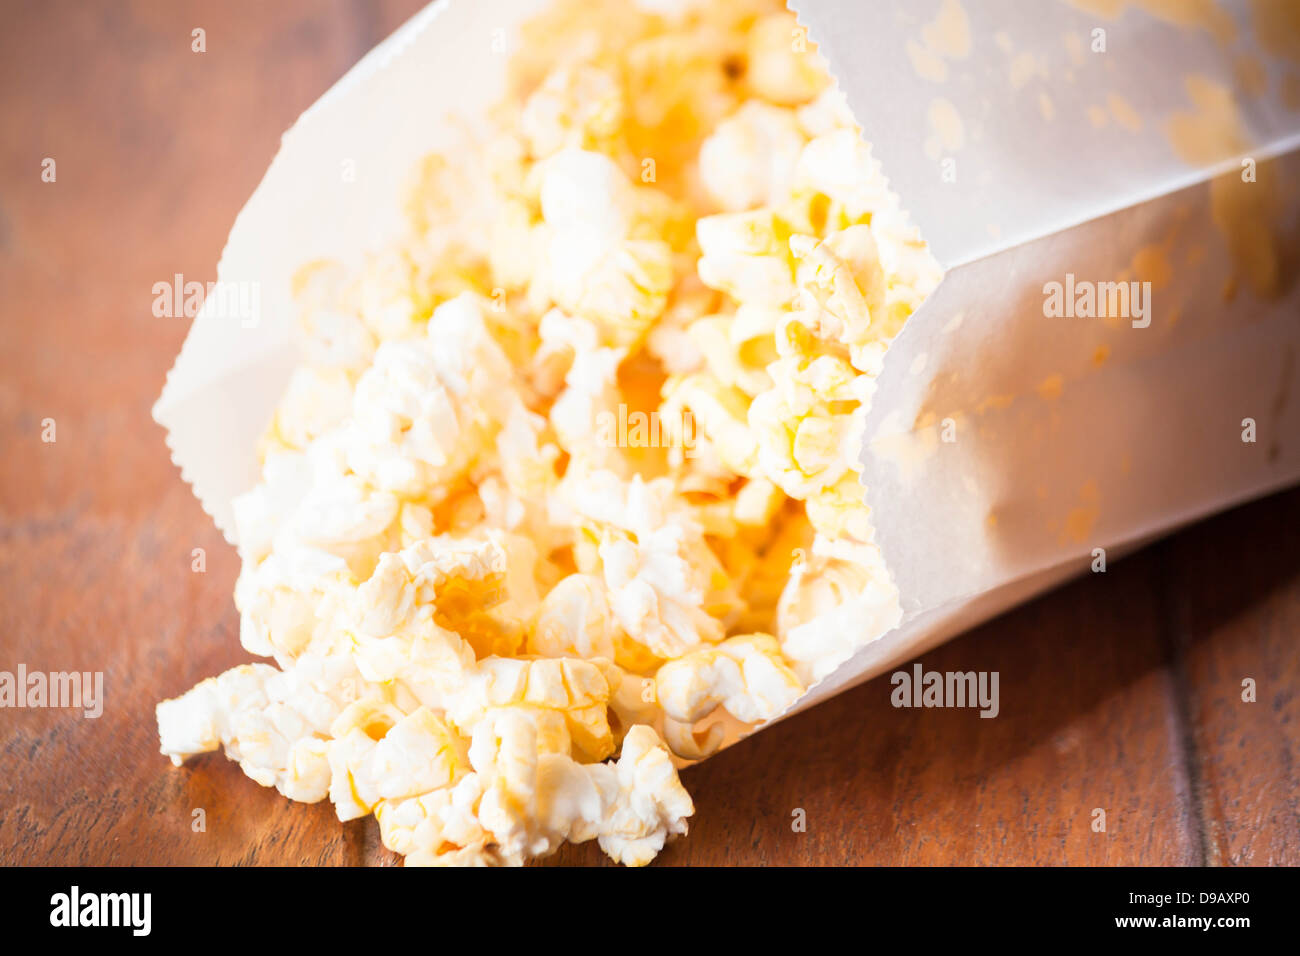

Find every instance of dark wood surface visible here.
[1,0,1296,867]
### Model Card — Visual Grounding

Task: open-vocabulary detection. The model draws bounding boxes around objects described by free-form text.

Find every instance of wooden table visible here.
[2,0,1296,867]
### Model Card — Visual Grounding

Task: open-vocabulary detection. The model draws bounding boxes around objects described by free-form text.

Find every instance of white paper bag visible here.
[154,0,1300,733]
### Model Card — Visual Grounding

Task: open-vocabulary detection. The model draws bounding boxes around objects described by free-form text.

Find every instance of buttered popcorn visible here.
[158,0,940,866]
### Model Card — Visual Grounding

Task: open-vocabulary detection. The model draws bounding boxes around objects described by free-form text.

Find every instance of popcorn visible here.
[655,633,803,724]
[549,340,626,468]
[521,65,626,159]
[327,696,408,819]
[539,149,638,240]
[591,724,694,864]
[777,536,903,683]
[345,293,516,498]
[544,236,674,348]
[696,209,797,307]
[805,470,875,542]
[375,774,495,862]
[745,13,831,106]
[387,717,693,866]
[354,246,434,342]
[733,475,784,525]
[532,573,621,660]
[265,366,355,452]
[157,655,369,802]
[481,717,694,865]
[536,149,676,348]
[662,372,758,476]
[793,128,897,223]
[158,0,941,868]
[661,717,725,760]
[370,707,470,801]
[349,534,525,664]
[686,309,777,396]
[748,387,852,498]
[445,656,615,762]
[290,260,377,373]
[563,469,737,660]
[790,225,888,361]
[699,101,807,212]
[234,439,404,577]
[234,545,352,664]
[796,88,859,138]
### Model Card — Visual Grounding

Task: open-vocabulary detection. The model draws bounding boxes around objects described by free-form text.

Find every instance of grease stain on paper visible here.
[1063,31,1087,67]
[1211,166,1283,297]
[1250,0,1300,64]
[1164,75,1285,298]
[1010,52,1048,90]
[1036,374,1065,401]
[1282,72,1300,110]
[924,97,966,158]
[1165,74,1244,165]
[1065,0,1236,46]
[1060,479,1102,544]
[869,407,941,481]
[906,0,971,83]
[1232,54,1268,97]
[1130,238,1175,290]
[1107,92,1144,132]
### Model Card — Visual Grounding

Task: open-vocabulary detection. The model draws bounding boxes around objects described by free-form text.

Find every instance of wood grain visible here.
[1,0,1296,867]
[1159,490,1300,865]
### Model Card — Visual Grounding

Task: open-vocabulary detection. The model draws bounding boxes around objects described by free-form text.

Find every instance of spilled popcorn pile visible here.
[157,0,941,865]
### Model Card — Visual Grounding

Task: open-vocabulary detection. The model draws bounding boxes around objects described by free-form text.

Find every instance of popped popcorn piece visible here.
[157,655,370,803]
[290,259,377,373]
[370,707,471,801]
[234,544,352,664]
[662,372,758,477]
[521,64,626,159]
[563,469,737,660]
[544,235,674,349]
[532,573,621,661]
[661,716,726,760]
[655,633,803,724]
[745,12,831,106]
[445,656,616,763]
[345,293,516,497]
[793,128,898,224]
[796,87,858,138]
[777,536,903,683]
[549,340,627,468]
[348,533,524,667]
[789,225,888,365]
[265,366,355,452]
[699,100,807,213]
[327,696,409,820]
[686,307,777,396]
[470,716,693,865]
[539,148,638,240]
[696,209,797,307]
[375,773,498,863]
[805,470,875,542]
